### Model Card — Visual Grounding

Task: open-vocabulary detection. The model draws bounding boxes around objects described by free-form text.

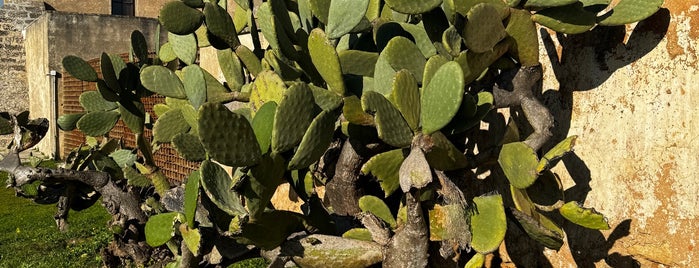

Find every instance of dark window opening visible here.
[112,0,134,16]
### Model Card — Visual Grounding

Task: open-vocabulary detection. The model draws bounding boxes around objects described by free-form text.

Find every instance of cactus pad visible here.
[76,110,120,137]
[342,228,373,241]
[204,2,241,48]
[198,103,262,167]
[343,96,374,126]
[288,109,340,170]
[465,253,485,268]
[524,0,578,8]
[181,65,207,110]
[427,204,470,245]
[119,99,145,134]
[310,85,343,112]
[130,30,149,63]
[172,133,206,162]
[463,3,508,53]
[158,43,177,62]
[372,51,397,96]
[506,9,540,67]
[272,83,317,153]
[251,102,277,154]
[309,0,331,24]
[384,36,427,82]
[359,195,397,228]
[385,0,442,14]
[308,29,345,95]
[57,113,85,131]
[361,149,405,197]
[326,0,369,39]
[420,61,464,135]
[537,135,577,172]
[422,55,449,88]
[499,142,539,189]
[399,145,432,192]
[217,49,244,92]
[510,208,564,249]
[184,170,200,227]
[361,91,413,147]
[559,201,610,230]
[159,1,204,35]
[236,44,263,77]
[79,91,117,112]
[62,55,98,82]
[200,160,247,216]
[532,3,597,34]
[140,66,187,99]
[169,32,198,65]
[145,212,179,247]
[470,194,506,254]
[424,131,468,171]
[100,53,122,93]
[596,0,663,26]
[153,108,191,143]
[338,50,379,77]
[389,70,420,131]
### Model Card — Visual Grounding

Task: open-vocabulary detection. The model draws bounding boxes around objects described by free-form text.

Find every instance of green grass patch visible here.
[0,168,112,267]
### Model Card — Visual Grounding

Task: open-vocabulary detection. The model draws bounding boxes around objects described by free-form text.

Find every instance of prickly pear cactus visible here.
[52,0,664,266]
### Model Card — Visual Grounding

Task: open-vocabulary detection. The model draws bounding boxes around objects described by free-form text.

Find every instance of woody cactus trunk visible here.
[0,0,663,266]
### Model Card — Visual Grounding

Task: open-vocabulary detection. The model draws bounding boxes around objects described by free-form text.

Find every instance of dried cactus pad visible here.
[198,103,261,167]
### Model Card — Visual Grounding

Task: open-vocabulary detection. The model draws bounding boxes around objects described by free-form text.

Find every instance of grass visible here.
[0,167,112,268]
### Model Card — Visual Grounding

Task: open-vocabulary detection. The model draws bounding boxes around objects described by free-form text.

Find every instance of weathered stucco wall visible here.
[26,12,164,157]
[509,1,698,267]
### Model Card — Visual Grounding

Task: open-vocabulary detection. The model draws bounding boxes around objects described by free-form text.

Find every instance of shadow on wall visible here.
[503,8,670,268]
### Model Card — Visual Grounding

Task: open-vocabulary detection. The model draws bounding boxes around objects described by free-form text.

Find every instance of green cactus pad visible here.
[422,55,449,88]
[532,3,597,34]
[145,212,179,246]
[372,51,397,96]
[118,99,145,134]
[463,3,508,53]
[524,0,578,8]
[172,133,206,162]
[140,66,187,99]
[199,103,262,167]
[309,0,331,24]
[424,131,469,171]
[389,70,420,131]
[559,201,610,230]
[246,154,286,219]
[338,50,379,77]
[596,0,663,26]
[326,0,369,39]
[62,55,98,82]
[79,91,117,112]
[465,253,485,268]
[202,68,233,103]
[385,0,442,14]
[76,110,120,137]
[109,149,137,168]
[453,0,507,17]
[309,29,345,95]
[442,26,462,57]
[153,103,171,117]
[265,50,303,81]
[510,208,564,250]
[537,135,577,172]
[100,53,121,93]
[96,80,119,102]
[288,109,340,170]
[183,0,204,8]
[310,85,343,111]
[427,204,470,244]
[159,1,204,35]
[420,61,464,135]
[361,149,405,197]
[399,145,432,192]
[272,83,317,153]
[257,2,282,56]
[498,142,539,189]
[200,160,247,216]
[455,41,510,84]
[342,228,373,241]
[153,108,191,143]
[361,91,413,147]
[169,32,198,65]
[384,36,427,82]
[506,9,540,67]
[123,166,150,187]
[217,49,244,92]
[184,170,200,227]
[400,22,438,58]
[232,3,248,34]
[204,2,241,48]
[252,102,277,154]
[249,70,286,111]
[180,225,201,255]
[343,96,375,126]
[181,65,207,110]
[158,43,177,62]
[131,30,149,63]
[235,45,262,77]
[359,195,397,228]
[57,113,85,131]
[470,194,506,253]
[447,91,493,134]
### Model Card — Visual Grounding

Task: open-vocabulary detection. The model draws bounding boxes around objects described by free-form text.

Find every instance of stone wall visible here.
[0,0,43,150]
[501,1,698,267]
